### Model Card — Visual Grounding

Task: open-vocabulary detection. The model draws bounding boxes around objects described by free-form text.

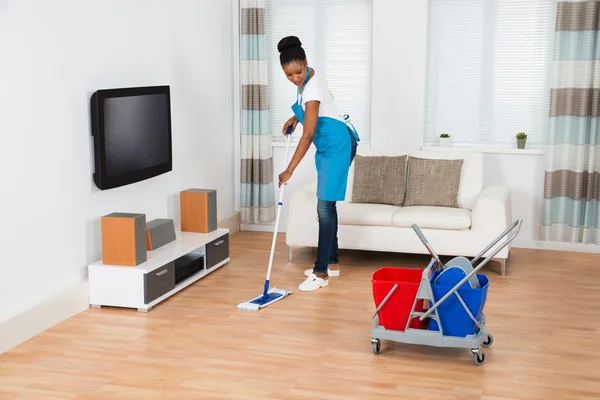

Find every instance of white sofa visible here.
[286,149,515,275]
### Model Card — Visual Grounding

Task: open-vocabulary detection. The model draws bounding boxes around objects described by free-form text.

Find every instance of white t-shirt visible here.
[298,71,344,122]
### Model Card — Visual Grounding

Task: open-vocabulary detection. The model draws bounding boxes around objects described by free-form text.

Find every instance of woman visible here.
[276,36,359,292]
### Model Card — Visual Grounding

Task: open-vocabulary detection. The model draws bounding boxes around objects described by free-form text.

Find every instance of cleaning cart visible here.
[370,219,522,366]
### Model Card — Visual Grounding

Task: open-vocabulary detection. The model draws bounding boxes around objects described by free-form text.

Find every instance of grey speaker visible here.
[146,218,177,251]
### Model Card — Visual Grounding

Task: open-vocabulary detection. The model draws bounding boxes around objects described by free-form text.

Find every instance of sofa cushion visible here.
[408,150,484,210]
[403,156,464,208]
[337,202,399,226]
[392,206,472,230]
[344,149,410,203]
[351,155,407,206]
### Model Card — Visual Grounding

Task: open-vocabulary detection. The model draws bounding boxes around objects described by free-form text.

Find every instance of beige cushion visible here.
[408,151,483,210]
[337,202,399,226]
[404,156,464,208]
[392,206,472,230]
[351,155,407,206]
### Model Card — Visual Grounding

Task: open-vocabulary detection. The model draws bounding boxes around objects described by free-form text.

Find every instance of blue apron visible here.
[291,68,360,201]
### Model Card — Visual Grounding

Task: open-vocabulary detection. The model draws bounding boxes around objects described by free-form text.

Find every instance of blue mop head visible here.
[237,287,292,311]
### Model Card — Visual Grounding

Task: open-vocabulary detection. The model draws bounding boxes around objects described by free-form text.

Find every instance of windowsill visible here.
[271,140,315,148]
[421,145,546,155]
[271,142,538,154]
[272,141,372,149]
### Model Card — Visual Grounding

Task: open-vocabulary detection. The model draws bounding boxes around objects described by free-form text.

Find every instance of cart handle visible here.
[371,284,398,319]
[419,218,522,321]
[470,218,522,268]
[411,224,443,270]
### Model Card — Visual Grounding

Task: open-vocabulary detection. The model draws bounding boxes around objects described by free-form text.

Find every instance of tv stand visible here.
[88,228,229,312]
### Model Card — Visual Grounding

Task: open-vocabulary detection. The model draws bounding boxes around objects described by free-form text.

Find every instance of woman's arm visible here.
[287,101,318,172]
[278,100,319,187]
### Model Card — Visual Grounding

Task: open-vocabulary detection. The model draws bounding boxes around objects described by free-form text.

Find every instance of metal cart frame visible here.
[371,219,522,365]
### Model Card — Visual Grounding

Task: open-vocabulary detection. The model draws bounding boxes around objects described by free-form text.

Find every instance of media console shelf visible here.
[88,228,229,312]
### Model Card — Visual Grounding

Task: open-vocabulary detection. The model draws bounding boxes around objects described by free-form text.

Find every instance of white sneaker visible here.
[298,274,329,292]
[304,268,340,277]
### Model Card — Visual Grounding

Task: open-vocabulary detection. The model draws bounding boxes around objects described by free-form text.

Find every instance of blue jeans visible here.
[313,131,358,274]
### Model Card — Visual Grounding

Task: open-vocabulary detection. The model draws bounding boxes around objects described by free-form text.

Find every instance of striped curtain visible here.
[240,0,275,223]
[542,0,600,244]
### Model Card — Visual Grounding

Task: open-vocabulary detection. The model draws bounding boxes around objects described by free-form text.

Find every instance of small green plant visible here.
[516,132,527,149]
[440,133,450,138]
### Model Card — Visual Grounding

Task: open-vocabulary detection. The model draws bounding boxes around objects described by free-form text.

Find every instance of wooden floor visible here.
[1,231,599,399]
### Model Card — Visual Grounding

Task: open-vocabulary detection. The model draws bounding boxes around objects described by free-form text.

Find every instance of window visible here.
[424,0,556,148]
[265,0,373,145]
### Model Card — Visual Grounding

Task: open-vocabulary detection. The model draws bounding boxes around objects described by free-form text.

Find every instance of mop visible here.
[237,126,294,311]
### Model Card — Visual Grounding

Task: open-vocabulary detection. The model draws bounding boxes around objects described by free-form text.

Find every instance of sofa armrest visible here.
[471,185,512,235]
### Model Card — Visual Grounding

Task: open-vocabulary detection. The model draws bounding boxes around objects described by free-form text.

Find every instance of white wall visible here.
[481,153,545,245]
[250,0,546,246]
[0,0,234,324]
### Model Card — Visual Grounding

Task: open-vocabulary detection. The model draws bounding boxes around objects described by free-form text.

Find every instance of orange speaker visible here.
[101,212,147,266]
[180,189,217,233]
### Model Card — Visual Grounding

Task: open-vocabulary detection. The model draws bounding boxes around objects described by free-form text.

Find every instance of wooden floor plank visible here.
[1,231,599,399]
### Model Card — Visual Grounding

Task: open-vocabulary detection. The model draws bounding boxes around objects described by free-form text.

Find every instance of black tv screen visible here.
[91,85,173,190]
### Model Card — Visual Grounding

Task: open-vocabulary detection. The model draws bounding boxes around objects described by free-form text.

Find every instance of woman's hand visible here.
[278,169,292,188]
[282,116,298,135]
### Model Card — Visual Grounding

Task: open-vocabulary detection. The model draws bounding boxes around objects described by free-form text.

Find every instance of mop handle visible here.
[263,126,293,296]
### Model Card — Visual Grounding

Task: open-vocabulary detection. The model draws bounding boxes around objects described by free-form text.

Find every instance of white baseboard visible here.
[239,224,600,254]
[0,213,241,356]
[218,211,241,234]
[512,239,600,253]
[0,282,89,355]
[241,222,287,233]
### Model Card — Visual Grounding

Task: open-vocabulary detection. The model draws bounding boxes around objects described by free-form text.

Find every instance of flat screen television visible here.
[90,85,173,190]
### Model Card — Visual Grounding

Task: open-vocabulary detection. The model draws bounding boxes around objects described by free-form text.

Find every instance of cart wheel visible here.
[472,351,485,366]
[372,339,381,354]
[482,333,494,348]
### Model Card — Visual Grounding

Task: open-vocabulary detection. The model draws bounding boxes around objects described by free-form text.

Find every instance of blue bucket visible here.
[428,270,489,337]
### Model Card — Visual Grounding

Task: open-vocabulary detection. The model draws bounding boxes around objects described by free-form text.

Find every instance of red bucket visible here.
[372,267,425,331]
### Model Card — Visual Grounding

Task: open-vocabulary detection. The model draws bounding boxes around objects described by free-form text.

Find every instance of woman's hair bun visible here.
[277,36,302,53]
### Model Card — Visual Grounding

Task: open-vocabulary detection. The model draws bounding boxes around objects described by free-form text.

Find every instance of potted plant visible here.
[439,133,452,147]
[516,132,527,149]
